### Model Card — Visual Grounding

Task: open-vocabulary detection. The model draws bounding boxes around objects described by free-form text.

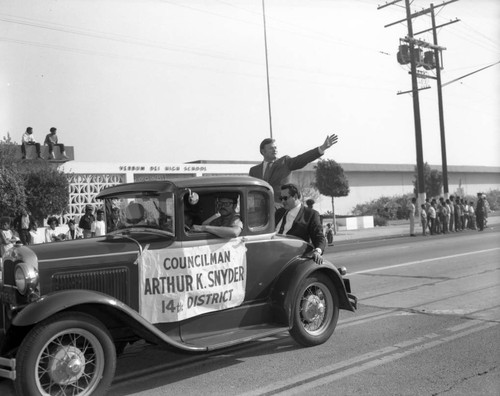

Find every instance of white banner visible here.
[139,241,247,323]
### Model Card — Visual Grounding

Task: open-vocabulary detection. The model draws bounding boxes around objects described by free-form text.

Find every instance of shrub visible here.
[352,194,414,221]
[373,214,388,227]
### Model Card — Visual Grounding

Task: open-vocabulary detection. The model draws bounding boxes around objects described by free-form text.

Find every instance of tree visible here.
[23,164,70,224]
[0,133,19,169]
[0,168,27,218]
[0,134,27,218]
[314,159,350,234]
[1,133,70,223]
[413,162,442,198]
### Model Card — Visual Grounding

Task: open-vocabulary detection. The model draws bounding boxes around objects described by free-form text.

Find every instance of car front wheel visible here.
[15,312,116,396]
[289,273,339,347]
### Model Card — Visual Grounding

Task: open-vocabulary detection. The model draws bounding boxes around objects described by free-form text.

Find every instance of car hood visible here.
[24,232,174,263]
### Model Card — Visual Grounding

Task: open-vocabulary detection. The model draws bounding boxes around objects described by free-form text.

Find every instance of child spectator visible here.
[420,204,427,236]
[65,219,83,240]
[29,220,44,244]
[325,223,334,246]
[45,217,64,243]
[91,209,106,237]
[1,217,20,255]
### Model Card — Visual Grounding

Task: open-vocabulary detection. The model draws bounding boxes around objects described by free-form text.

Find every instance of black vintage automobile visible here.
[0,176,356,396]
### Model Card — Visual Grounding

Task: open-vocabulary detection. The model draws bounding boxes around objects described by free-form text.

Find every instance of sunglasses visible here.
[279,196,290,201]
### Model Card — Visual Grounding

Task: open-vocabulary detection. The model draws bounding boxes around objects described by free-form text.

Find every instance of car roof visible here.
[96,176,270,199]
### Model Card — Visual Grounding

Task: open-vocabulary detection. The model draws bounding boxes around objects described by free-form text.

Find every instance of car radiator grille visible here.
[52,268,129,304]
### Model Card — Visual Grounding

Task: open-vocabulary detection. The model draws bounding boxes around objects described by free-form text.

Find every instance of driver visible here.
[192,193,243,238]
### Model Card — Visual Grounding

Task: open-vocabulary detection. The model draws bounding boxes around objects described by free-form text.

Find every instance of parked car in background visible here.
[0,176,356,396]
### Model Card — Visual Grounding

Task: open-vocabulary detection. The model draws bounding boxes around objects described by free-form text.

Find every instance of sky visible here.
[1,0,499,167]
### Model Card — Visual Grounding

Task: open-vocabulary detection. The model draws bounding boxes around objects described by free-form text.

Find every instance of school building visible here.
[58,160,500,220]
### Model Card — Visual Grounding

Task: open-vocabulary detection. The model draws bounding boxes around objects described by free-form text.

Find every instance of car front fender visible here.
[270,256,355,325]
[12,289,208,352]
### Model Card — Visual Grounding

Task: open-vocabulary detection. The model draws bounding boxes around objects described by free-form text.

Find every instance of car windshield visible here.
[103,193,175,235]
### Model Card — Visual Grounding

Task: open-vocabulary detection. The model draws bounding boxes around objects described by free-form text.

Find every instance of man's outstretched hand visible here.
[320,134,338,152]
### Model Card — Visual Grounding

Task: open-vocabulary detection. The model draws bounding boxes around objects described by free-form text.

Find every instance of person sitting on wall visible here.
[191,193,243,238]
[44,127,69,160]
[21,127,42,160]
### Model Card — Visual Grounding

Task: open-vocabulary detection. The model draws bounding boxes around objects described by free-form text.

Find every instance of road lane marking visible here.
[239,320,498,396]
[338,310,399,328]
[349,248,500,276]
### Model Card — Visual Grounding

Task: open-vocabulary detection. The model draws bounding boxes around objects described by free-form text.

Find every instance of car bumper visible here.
[0,356,15,380]
[347,293,358,310]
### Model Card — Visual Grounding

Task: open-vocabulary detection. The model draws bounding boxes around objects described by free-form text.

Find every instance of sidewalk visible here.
[333,214,499,244]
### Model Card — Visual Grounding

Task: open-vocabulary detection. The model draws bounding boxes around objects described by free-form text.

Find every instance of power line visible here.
[442,60,500,87]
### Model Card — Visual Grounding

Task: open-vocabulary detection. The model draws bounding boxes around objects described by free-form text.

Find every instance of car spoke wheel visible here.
[289,273,339,347]
[15,312,116,396]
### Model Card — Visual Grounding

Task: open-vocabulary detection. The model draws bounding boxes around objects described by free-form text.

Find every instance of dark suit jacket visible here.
[249,147,323,202]
[275,205,326,252]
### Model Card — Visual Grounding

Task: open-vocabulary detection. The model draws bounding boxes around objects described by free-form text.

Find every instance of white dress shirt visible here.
[276,204,301,235]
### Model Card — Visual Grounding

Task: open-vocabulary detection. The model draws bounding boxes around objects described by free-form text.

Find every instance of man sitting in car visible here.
[192,193,243,238]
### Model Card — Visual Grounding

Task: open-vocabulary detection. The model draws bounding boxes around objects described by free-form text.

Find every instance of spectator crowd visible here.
[414,192,490,237]
[1,205,106,255]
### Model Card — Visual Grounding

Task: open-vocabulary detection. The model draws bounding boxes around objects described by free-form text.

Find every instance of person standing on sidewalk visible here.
[420,204,428,236]
[448,195,455,232]
[428,200,437,235]
[408,197,416,236]
[476,193,485,231]
[79,204,95,238]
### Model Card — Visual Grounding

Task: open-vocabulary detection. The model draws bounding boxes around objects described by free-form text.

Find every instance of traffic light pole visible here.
[379,0,458,203]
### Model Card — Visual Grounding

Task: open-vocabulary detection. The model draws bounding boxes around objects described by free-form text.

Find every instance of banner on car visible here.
[138,240,246,323]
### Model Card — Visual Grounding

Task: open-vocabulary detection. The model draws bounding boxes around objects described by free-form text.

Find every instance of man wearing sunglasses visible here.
[275,184,325,264]
[192,193,243,238]
[249,134,338,204]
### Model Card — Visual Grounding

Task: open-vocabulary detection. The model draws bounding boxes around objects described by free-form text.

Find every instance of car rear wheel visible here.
[15,312,116,396]
[289,273,339,347]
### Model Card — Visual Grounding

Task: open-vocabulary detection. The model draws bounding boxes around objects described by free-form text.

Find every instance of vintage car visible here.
[0,176,356,396]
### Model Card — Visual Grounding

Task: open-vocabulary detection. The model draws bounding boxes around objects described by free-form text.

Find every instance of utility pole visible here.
[379,0,426,207]
[262,0,273,139]
[414,3,460,199]
[378,0,458,204]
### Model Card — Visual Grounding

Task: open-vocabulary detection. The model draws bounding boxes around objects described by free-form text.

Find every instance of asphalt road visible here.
[1,226,499,395]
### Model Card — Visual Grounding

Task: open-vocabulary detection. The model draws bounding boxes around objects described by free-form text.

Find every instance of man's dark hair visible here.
[306,199,315,207]
[259,138,275,153]
[281,183,301,199]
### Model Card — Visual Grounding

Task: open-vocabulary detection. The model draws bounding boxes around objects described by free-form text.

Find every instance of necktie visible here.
[278,211,288,234]
[263,161,273,181]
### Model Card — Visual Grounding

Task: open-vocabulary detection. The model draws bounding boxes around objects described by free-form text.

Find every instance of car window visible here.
[247,191,269,229]
[183,191,242,238]
[104,194,174,234]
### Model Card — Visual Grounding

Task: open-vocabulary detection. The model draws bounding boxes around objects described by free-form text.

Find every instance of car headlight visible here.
[15,263,39,295]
